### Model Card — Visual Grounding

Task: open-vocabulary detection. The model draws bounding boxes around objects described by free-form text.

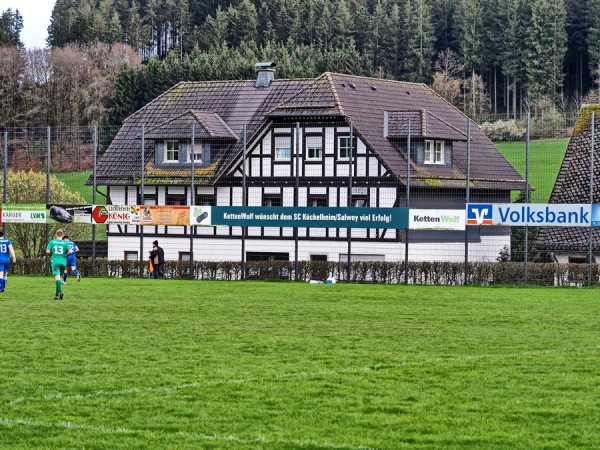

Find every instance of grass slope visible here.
[496,139,568,203]
[1,278,599,449]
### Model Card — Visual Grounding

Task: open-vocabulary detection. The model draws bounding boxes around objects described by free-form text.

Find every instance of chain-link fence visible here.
[1,110,600,286]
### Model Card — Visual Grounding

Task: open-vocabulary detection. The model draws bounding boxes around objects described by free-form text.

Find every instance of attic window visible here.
[424,140,444,164]
[187,141,203,163]
[164,141,179,163]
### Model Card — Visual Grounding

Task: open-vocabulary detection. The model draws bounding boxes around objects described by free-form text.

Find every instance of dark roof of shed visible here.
[537,106,600,251]
[90,73,525,190]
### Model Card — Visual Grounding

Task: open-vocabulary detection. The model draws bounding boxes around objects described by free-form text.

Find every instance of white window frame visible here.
[424,140,445,164]
[274,136,291,160]
[164,140,179,163]
[338,136,353,159]
[306,136,323,160]
[187,141,203,163]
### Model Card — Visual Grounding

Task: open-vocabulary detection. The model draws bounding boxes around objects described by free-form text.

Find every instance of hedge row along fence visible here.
[10,258,599,287]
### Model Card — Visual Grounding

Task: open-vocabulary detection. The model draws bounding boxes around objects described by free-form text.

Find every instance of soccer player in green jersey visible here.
[46,229,72,300]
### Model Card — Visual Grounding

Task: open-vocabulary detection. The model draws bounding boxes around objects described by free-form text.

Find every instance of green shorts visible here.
[52,264,66,277]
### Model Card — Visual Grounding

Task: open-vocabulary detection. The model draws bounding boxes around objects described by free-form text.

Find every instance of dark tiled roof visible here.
[91,73,525,191]
[536,106,600,251]
[385,110,468,141]
[144,110,239,140]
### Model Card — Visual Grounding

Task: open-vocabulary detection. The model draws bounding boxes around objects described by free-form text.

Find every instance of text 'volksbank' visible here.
[467,203,593,227]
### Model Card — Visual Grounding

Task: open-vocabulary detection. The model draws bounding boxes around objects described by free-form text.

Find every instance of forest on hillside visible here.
[0,0,599,129]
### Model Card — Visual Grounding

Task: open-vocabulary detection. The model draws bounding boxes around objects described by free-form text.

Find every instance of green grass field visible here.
[1,277,599,449]
[54,171,107,204]
[496,139,568,203]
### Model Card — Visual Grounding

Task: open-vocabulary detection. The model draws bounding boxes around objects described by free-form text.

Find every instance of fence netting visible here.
[1,112,599,286]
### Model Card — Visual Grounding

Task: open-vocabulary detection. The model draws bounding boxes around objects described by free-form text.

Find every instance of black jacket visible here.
[150,246,165,264]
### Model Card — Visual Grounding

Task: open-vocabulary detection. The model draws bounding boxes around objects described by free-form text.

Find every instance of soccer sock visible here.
[74,269,79,276]
[55,280,62,295]
[63,273,68,282]
[0,278,5,290]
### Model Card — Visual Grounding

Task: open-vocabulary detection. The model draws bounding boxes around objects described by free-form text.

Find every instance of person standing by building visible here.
[62,235,81,284]
[0,230,16,293]
[150,240,165,279]
[46,229,72,300]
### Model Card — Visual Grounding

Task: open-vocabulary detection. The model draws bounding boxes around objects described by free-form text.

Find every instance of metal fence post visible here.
[3,131,7,235]
[139,125,145,277]
[346,123,354,282]
[464,119,471,285]
[241,123,247,280]
[190,123,195,279]
[589,112,595,285]
[524,112,530,285]
[404,120,411,284]
[45,127,51,276]
[294,122,300,281]
[92,126,98,276]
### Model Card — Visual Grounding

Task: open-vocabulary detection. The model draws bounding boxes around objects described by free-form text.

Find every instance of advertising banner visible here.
[409,209,465,230]
[190,206,213,226]
[92,205,140,224]
[210,206,408,229]
[47,204,93,224]
[138,205,190,226]
[467,203,592,227]
[2,204,47,223]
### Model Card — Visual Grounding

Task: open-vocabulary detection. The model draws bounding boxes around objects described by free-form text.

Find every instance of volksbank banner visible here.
[467,203,594,227]
[208,206,409,229]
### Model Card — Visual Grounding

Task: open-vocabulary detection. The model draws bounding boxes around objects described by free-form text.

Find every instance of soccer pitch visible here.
[1,277,599,449]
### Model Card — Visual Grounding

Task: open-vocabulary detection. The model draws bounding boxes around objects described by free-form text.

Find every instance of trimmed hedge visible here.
[9,258,600,286]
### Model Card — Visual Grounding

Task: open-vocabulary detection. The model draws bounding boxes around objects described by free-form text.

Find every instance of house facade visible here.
[92,65,526,265]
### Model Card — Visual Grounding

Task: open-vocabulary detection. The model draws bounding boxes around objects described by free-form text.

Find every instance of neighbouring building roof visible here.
[90,72,526,191]
[537,106,600,252]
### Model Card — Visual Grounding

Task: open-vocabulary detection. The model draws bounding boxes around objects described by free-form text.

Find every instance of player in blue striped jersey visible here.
[62,235,81,284]
[0,230,16,292]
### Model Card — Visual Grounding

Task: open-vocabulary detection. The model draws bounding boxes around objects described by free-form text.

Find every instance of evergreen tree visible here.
[525,0,567,102]
[401,0,435,83]
[0,8,23,47]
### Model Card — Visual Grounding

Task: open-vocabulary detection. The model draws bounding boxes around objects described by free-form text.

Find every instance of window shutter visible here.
[155,142,164,164]
[178,142,186,163]
[445,143,452,166]
[414,142,425,165]
[203,142,211,165]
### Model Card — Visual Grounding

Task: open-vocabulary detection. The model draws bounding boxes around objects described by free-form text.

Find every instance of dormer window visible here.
[424,140,444,164]
[188,141,203,163]
[165,141,179,163]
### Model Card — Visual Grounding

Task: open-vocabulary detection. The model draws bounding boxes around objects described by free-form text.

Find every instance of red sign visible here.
[92,205,108,224]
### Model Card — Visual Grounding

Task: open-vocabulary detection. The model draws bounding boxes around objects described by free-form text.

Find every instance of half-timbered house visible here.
[92,64,526,265]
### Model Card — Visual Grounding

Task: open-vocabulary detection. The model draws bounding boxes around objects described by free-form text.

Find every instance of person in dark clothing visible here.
[150,240,165,279]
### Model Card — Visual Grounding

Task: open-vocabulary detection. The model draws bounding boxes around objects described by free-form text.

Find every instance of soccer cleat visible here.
[62,281,66,285]
[53,296,59,300]
[77,273,81,282]
[59,292,64,300]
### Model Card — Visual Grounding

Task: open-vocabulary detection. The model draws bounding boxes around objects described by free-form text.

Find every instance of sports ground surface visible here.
[1,277,599,449]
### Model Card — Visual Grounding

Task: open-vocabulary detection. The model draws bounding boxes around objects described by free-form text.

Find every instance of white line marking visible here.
[7,345,599,406]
